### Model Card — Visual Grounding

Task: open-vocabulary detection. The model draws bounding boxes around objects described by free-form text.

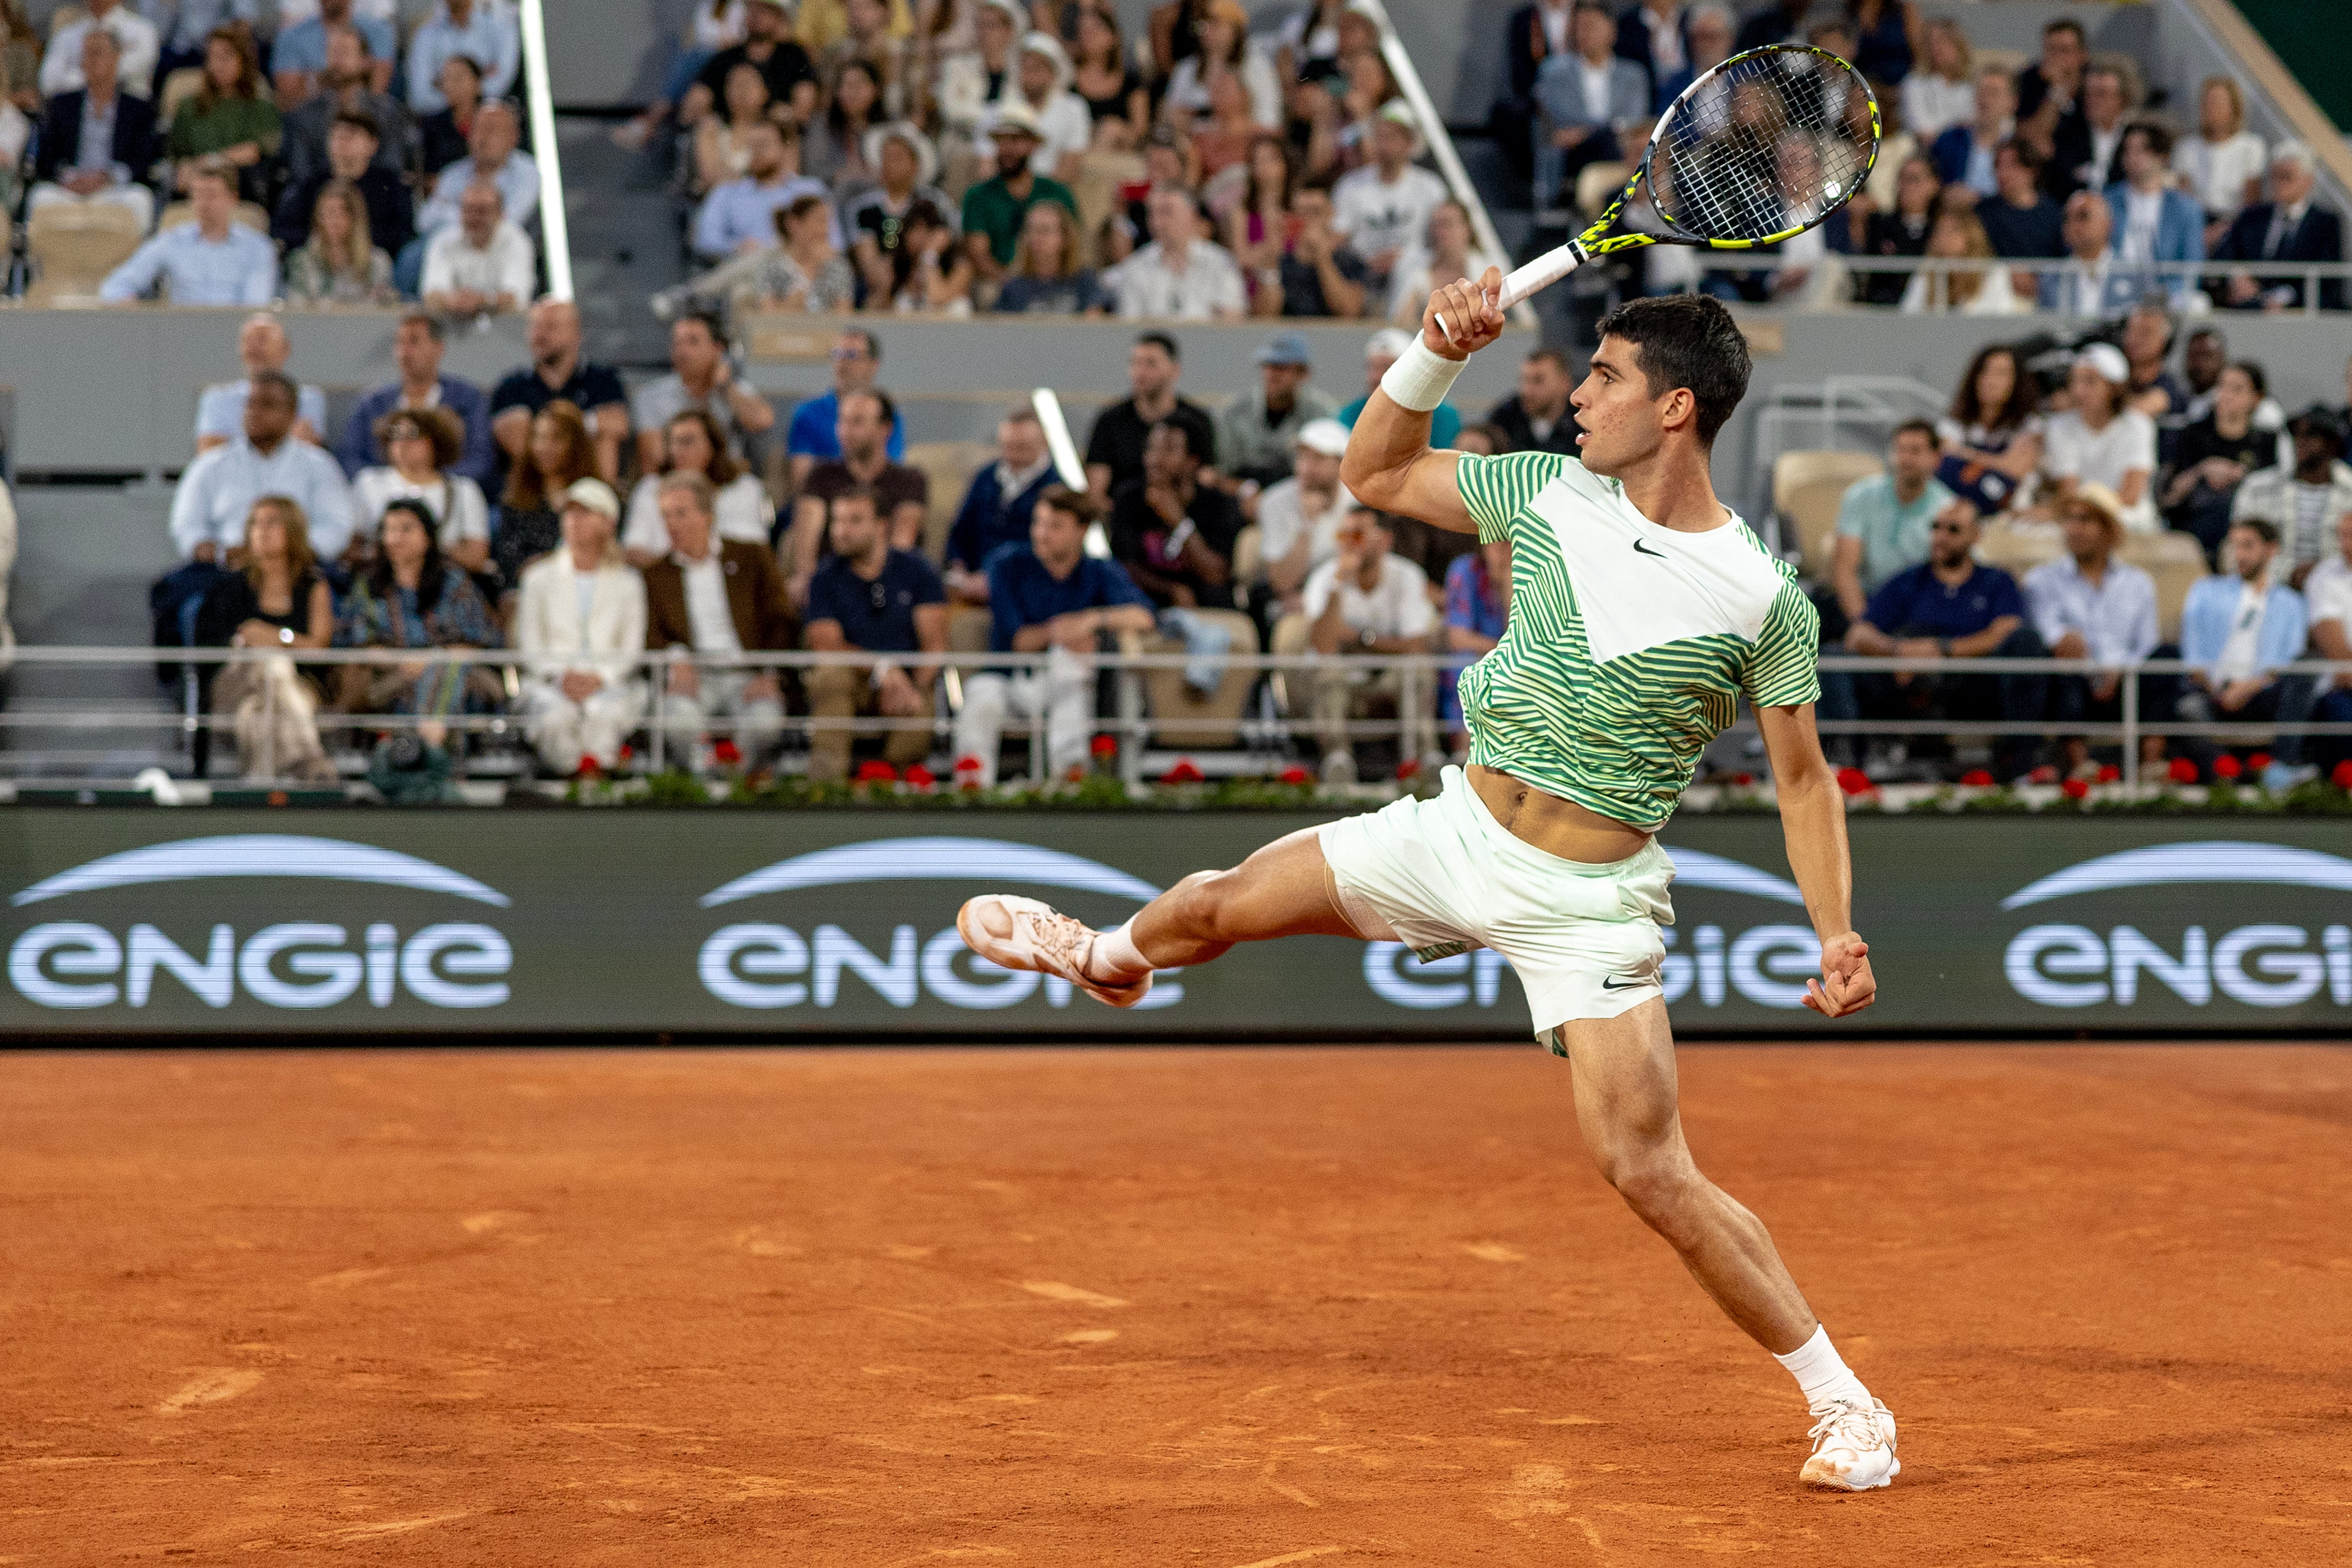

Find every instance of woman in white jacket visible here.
[514,478,648,774]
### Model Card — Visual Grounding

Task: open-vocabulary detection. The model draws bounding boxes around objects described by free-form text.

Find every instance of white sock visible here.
[1088,920,1153,981]
[1773,1325,1871,1412]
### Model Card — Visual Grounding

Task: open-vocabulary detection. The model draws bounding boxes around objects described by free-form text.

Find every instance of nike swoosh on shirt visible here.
[1599,975,1649,990]
[1632,539,1668,558]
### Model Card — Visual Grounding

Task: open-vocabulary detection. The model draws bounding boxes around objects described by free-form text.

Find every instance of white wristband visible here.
[1379,338,1467,414]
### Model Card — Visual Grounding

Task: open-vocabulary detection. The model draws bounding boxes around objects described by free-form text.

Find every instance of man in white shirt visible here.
[1011,31,1089,184]
[1332,102,1450,284]
[1104,186,1245,321]
[195,314,328,454]
[642,472,795,771]
[40,0,160,96]
[1275,505,1436,782]
[2023,485,2158,775]
[1252,418,1355,619]
[169,374,357,562]
[420,181,537,318]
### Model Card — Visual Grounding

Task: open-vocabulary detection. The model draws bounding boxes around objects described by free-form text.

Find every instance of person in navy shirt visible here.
[785,327,906,486]
[803,485,946,782]
[945,406,1057,604]
[1843,503,2050,779]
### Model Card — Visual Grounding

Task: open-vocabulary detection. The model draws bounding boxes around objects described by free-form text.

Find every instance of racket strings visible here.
[1652,50,1874,242]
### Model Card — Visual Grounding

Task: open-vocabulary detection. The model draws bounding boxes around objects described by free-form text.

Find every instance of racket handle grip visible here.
[1498,241,1588,311]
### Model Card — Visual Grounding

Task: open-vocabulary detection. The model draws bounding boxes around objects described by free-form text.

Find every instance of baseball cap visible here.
[1254,330,1312,367]
[1295,417,1350,457]
[2074,342,2129,385]
[560,478,622,521]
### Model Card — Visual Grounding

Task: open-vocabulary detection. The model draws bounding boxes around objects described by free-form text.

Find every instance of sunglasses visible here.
[1930,520,1971,535]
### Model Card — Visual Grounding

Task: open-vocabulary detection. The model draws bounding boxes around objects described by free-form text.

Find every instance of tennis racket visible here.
[1491,44,1880,313]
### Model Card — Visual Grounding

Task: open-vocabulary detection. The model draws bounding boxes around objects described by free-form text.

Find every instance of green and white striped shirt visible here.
[1455,451,1820,829]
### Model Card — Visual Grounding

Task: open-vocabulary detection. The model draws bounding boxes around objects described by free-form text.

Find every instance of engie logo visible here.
[1365,847,1825,1012]
[696,836,1183,1011]
[7,836,514,1012]
[2002,842,2352,1011]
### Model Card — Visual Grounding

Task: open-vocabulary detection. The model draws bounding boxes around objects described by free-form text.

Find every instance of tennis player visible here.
[959,274,1898,1492]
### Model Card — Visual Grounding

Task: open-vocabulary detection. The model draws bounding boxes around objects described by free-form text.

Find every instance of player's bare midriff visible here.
[1468,764,1653,865]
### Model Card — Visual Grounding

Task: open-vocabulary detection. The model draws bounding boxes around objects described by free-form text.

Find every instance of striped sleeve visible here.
[1456,451,1570,543]
[1741,578,1823,709]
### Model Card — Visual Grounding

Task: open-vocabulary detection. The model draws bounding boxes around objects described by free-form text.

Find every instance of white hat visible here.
[1295,417,1351,457]
[2075,342,2129,385]
[1373,99,1426,158]
[1366,327,1417,361]
[862,119,939,188]
[560,477,621,521]
[1017,29,1073,94]
[986,98,1045,141]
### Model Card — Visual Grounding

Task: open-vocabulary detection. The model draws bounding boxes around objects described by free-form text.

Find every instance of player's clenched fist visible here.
[1802,931,1877,1018]
[1422,265,1507,361]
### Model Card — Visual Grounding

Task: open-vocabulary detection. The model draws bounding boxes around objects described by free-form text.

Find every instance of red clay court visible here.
[6,1043,2348,1564]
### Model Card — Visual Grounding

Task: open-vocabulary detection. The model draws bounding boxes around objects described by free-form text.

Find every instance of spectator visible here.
[1614,0,1689,104]
[1276,505,1436,783]
[1832,420,1957,627]
[2173,75,2265,246]
[1072,0,1147,147]
[692,58,777,198]
[419,179,534,317]
[490,299,632,485]
[2045,343,2158,532]
[1485,348,1578,458]
[788,390,928,601]
[1006,31,1089,183]
[1385,199,1504,326]
[945,406,1057,602]
[622,409,776,566]
[864,199,971,312]
[202,495,339,785]
[2013,16,2084,131]
[274,107,412,255]
[1187,58,1260,184]
[407,0,520,114]
[29,27,159,230]
[1935,342,2044,519]
[2049,59,2127,203]
[271,0,392,104]
[1160,0,1280,131]
[1852,152,1940,308]
[490,400,598,601]
[2210,141,2346,315]
[643,472,797,771]
[1499,0,1573,179]
[1929,66,2011,204]
[2038,191,2138,316]
[961,101,1078,286]
[993,198,1111,313]
[2025,483,2160,776]
[1339,329,1462,448]
[282,178,397,306]
[338,310,495,485]
[1103,185,1247,321]
[1654,0,1731,106]
[1899,207,2025,315]
[1901,16,1973,144]
[166,24,275,200]
[414,50,482,179]
[0,64,24,212]
[1256,182,1370,319]
[2303,510,2352,779]
[933,0,1022,152]
[1084,331,1216,498]
[1226,134,1295,287]
[2180,327,2231,422]
[171,373,355,563]
[1440,533,1509,751]
[693,118,831,264]
[353,407,492,573]
[1109,417,1242,610]
[1455,422,1509,457]
[2232,407,2352,587]
[843,121,946,293]
[514,479,647,775]
[803,485,946,782]
[955,485,1155,786]
[813,0,914,124]
[1216,331,1338,491]
[680,0,814,128]
[334,498,503,764]
[414,98,536,239]
[803,56,883,191]
[2104,121,2203,308]
[1978,138,2065,272]
[39,0,158,98]
[195,314,326,454]
[1332,102,1448,286]
[1252,417,1355,617]
[1843,503,2044,779]
[2117,300,2190,428]
[631,312,779,476]
[2174,516,2309,755]
[1732,0,1811,53]
[785,328,905,486]
[100,161,276,305]
[1533,1,1648,210]
[1843,0,1920,87]
[610,0,752,151]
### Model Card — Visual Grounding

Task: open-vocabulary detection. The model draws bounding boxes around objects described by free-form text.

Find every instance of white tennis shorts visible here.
[1319,765,1675,1050]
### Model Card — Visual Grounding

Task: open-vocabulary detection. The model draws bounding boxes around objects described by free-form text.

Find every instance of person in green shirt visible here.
[959,100,1076,290]
[167,26,280,203]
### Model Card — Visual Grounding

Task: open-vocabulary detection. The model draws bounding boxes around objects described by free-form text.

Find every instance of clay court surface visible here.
[4,1044,2349,1565]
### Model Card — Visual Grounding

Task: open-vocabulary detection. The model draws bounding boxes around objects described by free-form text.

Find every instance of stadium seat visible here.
[1072,150,1144,268]
[1231,524,1261,588]
[1976,518,2065,577]
[153,200,273,237]
[24,202,146,305]
[1136,608,1261,751]
[1771,450,1883,582]
[158,67,206,128]
[1574,161,1632,220]
[946,605,993,654]
[2117,529,2209,642]
[902,440,991,563]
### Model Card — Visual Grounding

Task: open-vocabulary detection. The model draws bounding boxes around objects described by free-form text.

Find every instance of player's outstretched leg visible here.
[957,827,1356,1004]
[1556,998,1899,1492]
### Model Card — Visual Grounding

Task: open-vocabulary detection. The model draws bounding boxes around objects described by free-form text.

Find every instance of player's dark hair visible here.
[1591,294,1749,446]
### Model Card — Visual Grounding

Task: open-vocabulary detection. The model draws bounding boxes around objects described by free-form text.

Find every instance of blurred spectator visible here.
[694,119,832,265]
[339,311,495,485]
[40,0,158,97]
[1899,207,2025,315]
[1227,135,1294,289]
[353,406,492,573]
[866,199,972,311]
[631,312,778,475]
[815,0,914,122]
[610,0,750,150]
[2038,191,2137,315]
[2049,59,2127,203]
[167,25,275,200]
[419,180,534,316]
[1654,0,1730,105]
[1281,505,1434,784]
[334,498,503,763]
[692,58,779,197]
[786,328,905,486]
[275,108,412,255]
[1186,59,1259,185]
[2210,141,2345,314]
[644,472,797,771]
[934,0,1023,153]
[1499,0,1574,182]
[622,409,776,566]
[1008,31,1089,183]
[1071,0,1147,147]
[171,374,355,562]
[961,102,1078,286]
[1161,0,1280,131]
[415,97,536,234]
[29,27,159,230]
[1613,0,1688,100]
[1385,199,1504,326]
[2025,484,2159,776]
[945,406,1057,601]
[845,122,947,294]
[414,51,481,179]
[956,485,1156,786]
[2118,301,2188,424]
[993,199,1111,313]
[0,65,24,213]
[1832,420,1956,626]
[2013,16,2084,130]
[1978,138,2064,269]
[1441,533,1508,751]
[100,162,277,305]
[2304,511,2352,778]
[1929,66,2010,203]
[196,314,326,454]
[408,0,519,115]
[2174,516,2308,747]
[679,0,811,127]
[2178,327,2238,424]
[1104,186,1247,320]
[1533,1,1647,211]
[515,479,648,775]
[1935,342,2043,519]
[2173,75,2265,246]
[1331,101,1447,289]
[1455,423,1508,457]
[1484,348,1578,458]
[2106,122,2203,308]
[283,178,398,304]
[804,57,884,190]
[790,390,928,601]
[803,485,946,782]
[1252,417,1354,617]
[203,495,338,785]
[2046,343,2157,532]
[490,400,598,600]
[1329,31,1398,175]
[2232,407,2352,586]
[1902,16,1973,143]
[1110,418,1241,610]
[1085,331,1217,497]
[1853,152,1940,308]
[1339,329,1461,447]
[491,300,632,486]
[2163,361,2275,565]
[1277,0,1348,88]
[272,0,392,103]
[1846,0,1919,84]
[1215,331,1337,491]
[666,192,857,317]
[1255,182,1370,319]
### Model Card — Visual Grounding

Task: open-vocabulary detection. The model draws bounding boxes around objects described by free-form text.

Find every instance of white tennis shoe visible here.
[956,895,1152,1008]
[1799,1397,1899,1491]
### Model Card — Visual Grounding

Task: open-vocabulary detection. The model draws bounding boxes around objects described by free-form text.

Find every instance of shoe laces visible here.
[1806,1399,1889,1455]
[1014,905,1095,974]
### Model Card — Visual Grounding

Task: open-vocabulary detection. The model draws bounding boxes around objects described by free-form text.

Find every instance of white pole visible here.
[517,0,575,302]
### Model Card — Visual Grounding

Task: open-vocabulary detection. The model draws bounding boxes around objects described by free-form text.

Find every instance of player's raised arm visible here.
[1339,267,1508,535]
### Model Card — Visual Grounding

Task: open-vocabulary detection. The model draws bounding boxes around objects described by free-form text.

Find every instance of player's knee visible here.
[1168,867,1246,939]
[1600,1148,1703,1230]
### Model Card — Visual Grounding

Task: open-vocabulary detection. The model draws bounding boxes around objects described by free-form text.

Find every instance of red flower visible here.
[953,755,985,774]
[904,764,936,789]
[855,760,898,783]
[712,739,742,766]
[2212,754,2243,780]
[2026,764,2058,785]
[1161,759,1206,785]
[1960,769,1994,787]
[1090,733,1118,757]
[1395,758,1421,780]
[2334,760,2352,789]
[2061,777,2090,800]
[1834,766,1875,796]
[1278,766,1311,786]
[618,743,635,762]
[2167,757,2200,784]
[1731,772,1755,786]
[2096,764,2121,783]
[575,757,601,780]
[2249,751,2273,771]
